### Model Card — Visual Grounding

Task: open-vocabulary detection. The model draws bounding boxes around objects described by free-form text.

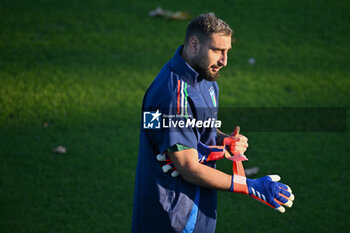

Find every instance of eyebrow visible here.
[210,46,232,51]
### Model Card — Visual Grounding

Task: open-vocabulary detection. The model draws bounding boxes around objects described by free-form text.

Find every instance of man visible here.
[132,13,294,233]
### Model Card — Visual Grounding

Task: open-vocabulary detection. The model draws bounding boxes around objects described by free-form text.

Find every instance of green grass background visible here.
[1,0,349,232]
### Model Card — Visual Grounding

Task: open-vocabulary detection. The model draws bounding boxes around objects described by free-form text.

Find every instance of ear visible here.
[189,36,201,55]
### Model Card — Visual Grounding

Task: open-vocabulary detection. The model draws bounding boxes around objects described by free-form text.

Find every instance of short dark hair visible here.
[184,13,233,44]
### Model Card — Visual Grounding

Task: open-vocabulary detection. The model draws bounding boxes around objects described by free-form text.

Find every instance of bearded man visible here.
[132,13,294,233]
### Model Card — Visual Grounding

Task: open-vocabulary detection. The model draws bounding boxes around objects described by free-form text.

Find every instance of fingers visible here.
[276,196,293,208]
[224,136,248,148]
[157,153,172,162]
[278,183,294,202]
[157,153,182,177]
[230,146,248,156]
[284,199,293,208]
[229,141,248,150]
[276,181,292,193]
[269,199,286,213]
[269,175,295,204]
[275,194,293,207]
[226,137,248,156]
[251,175,294,213]
[162,163,173,173]
[275,180,294,209]
[279,189,291,198]
[157,153,166,161]
[275,206,286,213]
[285,185,292,193]
[171,170,179,177]
[159,159,179,177]
[289,193,295,201]
[229,135,248,143]
[270,198,288,213]
[235,141,249,147]
[236,135,248,143]
[279,188,295,200]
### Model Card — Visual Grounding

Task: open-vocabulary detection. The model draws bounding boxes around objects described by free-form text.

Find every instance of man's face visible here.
[192,33,232,81]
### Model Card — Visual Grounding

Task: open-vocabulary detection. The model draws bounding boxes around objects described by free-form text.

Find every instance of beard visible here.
[192,55,220,82]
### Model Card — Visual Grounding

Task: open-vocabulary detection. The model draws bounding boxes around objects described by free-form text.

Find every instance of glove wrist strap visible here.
[231,161,249,195]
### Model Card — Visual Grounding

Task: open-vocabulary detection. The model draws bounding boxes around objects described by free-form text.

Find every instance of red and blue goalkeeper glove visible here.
[227,126,294,213]
[230,174,294,213]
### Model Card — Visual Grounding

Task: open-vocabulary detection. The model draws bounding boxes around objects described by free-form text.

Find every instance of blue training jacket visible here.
[132,46,220,233]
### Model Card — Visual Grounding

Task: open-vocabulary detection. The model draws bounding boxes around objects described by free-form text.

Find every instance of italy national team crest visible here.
[209,87,217,107]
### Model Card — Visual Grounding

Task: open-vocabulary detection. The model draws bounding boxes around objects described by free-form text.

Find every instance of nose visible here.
[219,51,228,67]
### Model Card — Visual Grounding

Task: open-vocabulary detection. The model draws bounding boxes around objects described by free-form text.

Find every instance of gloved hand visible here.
[157,142,225,177]
[231,174,295,213]
[156,153,180,177]
[223,126,248,156]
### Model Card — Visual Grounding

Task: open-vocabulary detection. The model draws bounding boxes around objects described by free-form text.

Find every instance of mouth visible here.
[211,66,221,73]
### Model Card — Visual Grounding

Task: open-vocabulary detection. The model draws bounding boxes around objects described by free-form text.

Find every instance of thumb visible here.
[268,175,281,182]
[231,126,240,137]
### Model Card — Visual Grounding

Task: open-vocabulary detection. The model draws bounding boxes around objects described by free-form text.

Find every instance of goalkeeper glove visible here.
[231,174,295,213]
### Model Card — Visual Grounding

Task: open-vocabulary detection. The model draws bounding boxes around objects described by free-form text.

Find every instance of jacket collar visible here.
[170,45,200,87]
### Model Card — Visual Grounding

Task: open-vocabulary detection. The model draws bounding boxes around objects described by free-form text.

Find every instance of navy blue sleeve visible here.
[143,78,199,154]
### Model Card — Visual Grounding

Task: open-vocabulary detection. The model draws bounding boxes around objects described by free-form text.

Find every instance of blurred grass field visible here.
[1,0,349,232]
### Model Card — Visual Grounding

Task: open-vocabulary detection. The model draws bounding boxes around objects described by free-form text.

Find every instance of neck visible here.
[181,46,194,68]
